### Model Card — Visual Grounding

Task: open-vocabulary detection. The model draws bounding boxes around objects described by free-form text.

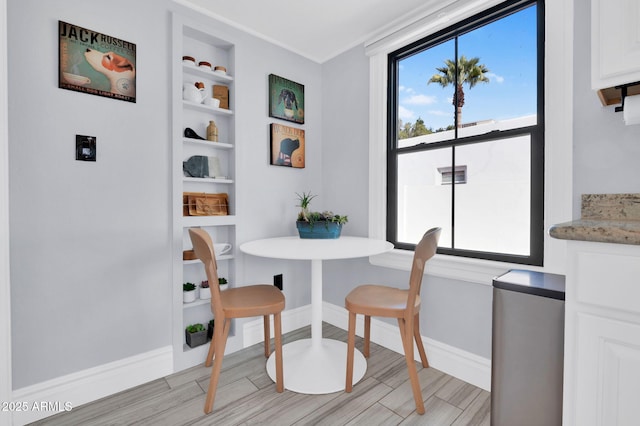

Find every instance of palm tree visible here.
[428,55,490,127]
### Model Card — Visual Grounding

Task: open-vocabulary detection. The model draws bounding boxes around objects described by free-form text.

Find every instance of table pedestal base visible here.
[266,338,367,394]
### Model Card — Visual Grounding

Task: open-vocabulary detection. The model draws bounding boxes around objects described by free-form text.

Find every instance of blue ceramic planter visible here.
[296,221,342,239]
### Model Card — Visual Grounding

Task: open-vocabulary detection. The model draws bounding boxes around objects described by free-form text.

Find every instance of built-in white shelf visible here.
[183,100,233,115]
[183,63,234,82]
[183,138,233,149]
[183,255,233,265]
[173,13,238,373]
[182,215,236,227]
[183,298,210,309]
[183,177,233,184]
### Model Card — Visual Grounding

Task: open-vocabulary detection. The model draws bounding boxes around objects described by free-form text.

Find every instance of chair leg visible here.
[273,312,284,392]
[398,318,425,415]
[345,311,357,392]
[205,332,216,368]
[364,315,371,358]
[413,312,429,368]
[263,315,271,358]
[204,318,231,414]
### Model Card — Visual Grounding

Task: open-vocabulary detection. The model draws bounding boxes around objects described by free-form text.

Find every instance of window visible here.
[387,0,544,265]
[438,165,467,185]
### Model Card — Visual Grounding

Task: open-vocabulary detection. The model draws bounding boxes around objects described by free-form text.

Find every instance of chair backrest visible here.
[406,227,441,317]
[188,228,225,320]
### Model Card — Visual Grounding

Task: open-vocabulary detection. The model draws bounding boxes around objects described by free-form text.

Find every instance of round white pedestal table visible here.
[240,236,394,394]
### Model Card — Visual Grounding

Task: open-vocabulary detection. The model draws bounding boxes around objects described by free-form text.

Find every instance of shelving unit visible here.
[171,14,239,372]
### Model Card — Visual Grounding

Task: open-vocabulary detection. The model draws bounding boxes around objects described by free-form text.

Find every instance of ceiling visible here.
[181,0,438,63]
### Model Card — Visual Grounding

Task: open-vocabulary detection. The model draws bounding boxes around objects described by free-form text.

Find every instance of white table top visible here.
[240,236,393,260]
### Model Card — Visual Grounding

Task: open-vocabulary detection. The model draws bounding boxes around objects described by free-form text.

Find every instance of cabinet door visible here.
[591,0,640,89]
[575,312,640,426]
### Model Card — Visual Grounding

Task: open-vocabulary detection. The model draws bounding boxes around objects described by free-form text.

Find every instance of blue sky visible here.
[398,5,538,131]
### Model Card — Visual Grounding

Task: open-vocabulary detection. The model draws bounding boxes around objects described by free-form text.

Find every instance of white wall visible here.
[572,0,640,214]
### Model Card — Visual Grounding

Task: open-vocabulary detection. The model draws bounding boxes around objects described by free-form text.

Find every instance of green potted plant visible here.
[295,192,348,239]
[199,280,211,300]
[185,323,207,348]
[183,282,197,303]
[218,277,229,291]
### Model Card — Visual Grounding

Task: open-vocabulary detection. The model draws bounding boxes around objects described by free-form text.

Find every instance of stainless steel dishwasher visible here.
[491,270,565,426]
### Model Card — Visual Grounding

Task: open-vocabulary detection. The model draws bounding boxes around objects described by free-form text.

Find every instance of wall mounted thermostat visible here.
[76,134,96,161]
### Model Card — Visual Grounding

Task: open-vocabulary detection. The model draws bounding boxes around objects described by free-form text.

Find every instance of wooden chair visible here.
[188,228,285,414]
[345,227,441,415]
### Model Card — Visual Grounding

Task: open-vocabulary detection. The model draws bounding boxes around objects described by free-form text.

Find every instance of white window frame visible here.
[366,0,572,285]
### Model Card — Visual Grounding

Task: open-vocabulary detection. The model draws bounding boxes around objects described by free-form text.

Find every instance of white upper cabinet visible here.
[591,0,640,90]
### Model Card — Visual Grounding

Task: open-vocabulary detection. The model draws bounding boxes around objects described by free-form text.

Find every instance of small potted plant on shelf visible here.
[207,318,215,340]
[295,191,348,239]
[185,323,207,348]
[183,282,197,303]
[199,280,211,300]
[218,277,229,291]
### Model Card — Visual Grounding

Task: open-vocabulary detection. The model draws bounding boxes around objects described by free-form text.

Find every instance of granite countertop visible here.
[549,194,640,245]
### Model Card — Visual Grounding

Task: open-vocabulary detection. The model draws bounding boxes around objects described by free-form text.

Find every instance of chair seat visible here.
[345,284,421,318]
[221,285,285,318]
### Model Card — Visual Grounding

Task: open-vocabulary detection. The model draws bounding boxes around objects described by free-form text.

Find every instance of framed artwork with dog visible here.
[270,123,305,168]
[269,74,304,124]
[59,21,136,103]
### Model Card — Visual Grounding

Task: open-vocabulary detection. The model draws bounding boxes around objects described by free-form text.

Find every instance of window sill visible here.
[369,249,545,286]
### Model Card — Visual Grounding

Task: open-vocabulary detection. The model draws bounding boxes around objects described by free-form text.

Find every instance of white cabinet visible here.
[171,14,240,371]
[591,0,640,90]
[563,241,640,426]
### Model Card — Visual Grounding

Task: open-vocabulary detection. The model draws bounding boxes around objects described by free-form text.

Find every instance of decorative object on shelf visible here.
[183,81,205,103]
[183,282,197,303]
[214,66,227,74]
[207,319,215,340]
[183,155,222,178]
[59,21,136,103]
[182,55,196,66]
[199,280,211,300]
[269,74,304,124]
[218,277,229,291]
[270,123,305,168]
[198,61,212,70]
[212,85,229,109]
[295,191,348,239]
[184,127,205,140]
[203,97,220,108]
[214,243,232,257]
[207,120,219,142]
[185,323,207,348]
[183,192,229,216]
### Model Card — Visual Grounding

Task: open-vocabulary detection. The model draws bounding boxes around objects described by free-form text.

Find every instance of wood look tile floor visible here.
[33,323,490,426]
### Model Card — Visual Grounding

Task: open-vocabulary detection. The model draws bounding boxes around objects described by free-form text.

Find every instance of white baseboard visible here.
[11,346,173,425]
[322,302,491,391]
[244,302,491,391]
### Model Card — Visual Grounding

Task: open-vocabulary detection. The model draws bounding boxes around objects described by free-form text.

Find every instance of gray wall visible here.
[321,46,493,358]
[8,0,320,389]
[572,0,640,215]
[8,0,173,389]
[10,0,637,392]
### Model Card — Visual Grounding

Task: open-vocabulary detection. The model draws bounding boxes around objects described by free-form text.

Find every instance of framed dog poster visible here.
[268,74,304,124]
[270,123,305,168]
[59,21,136,103]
